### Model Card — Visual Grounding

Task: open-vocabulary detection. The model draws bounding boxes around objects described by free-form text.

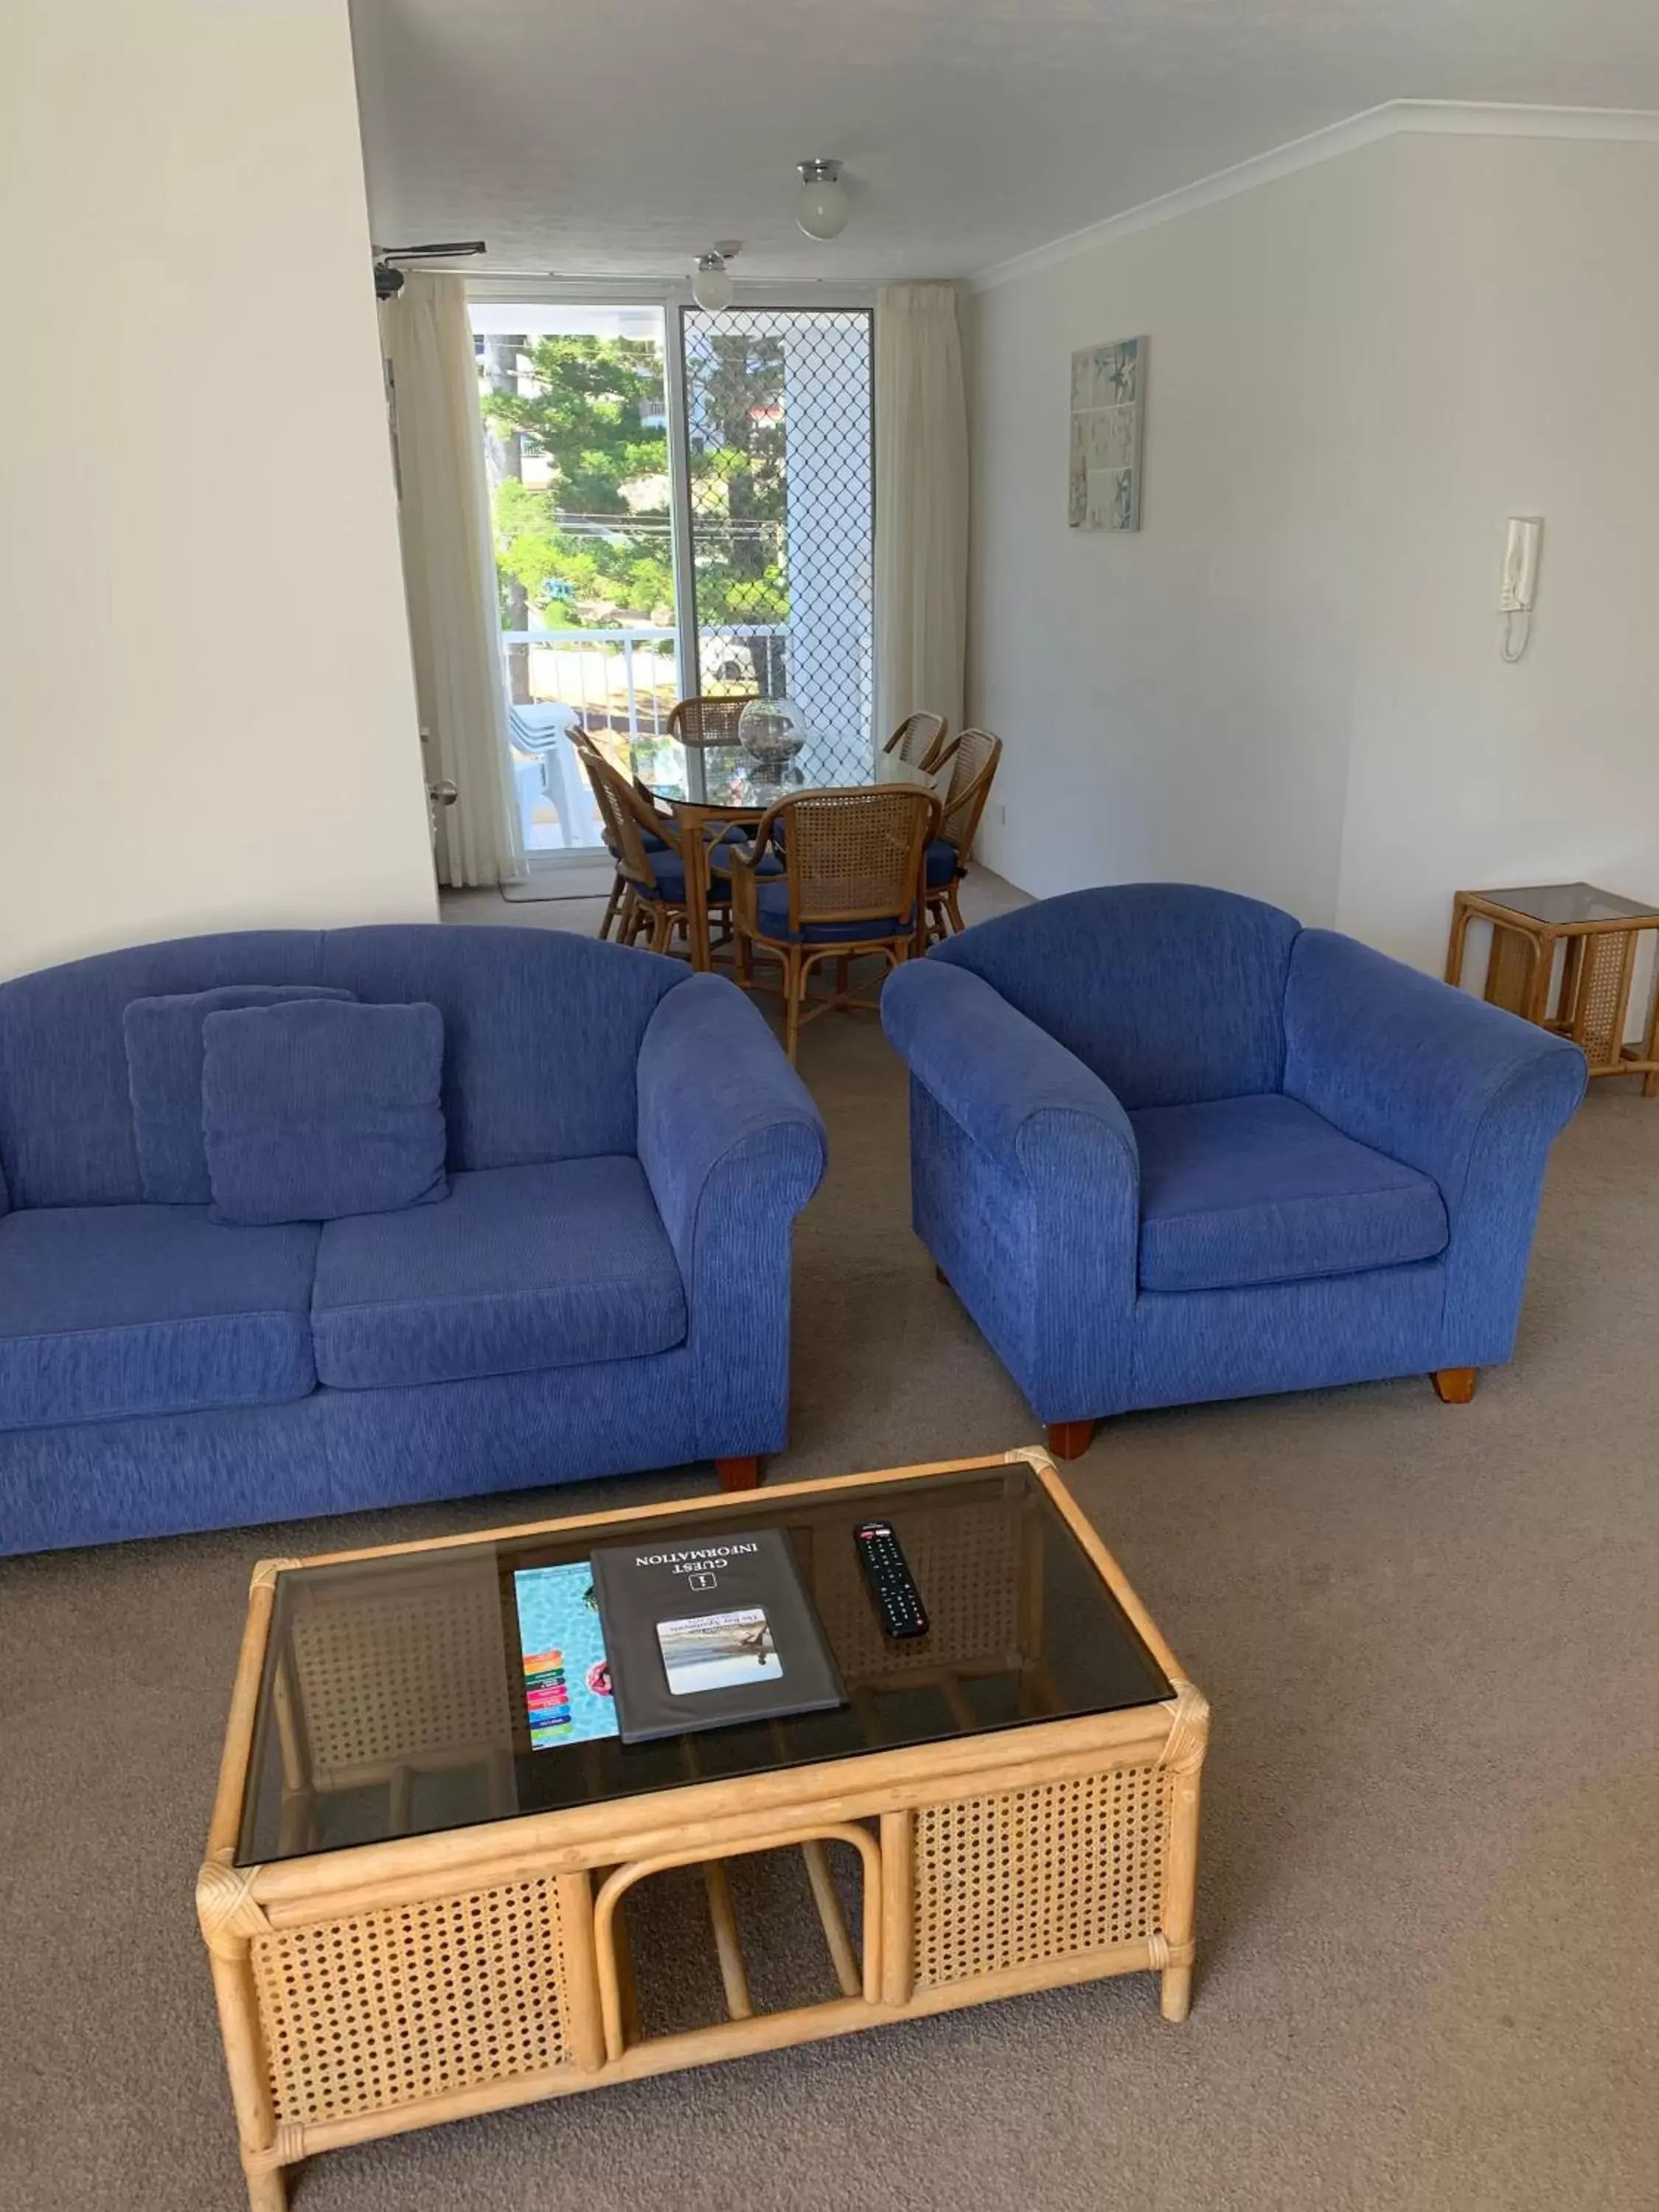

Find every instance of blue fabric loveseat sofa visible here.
[881,885,1586,1456]
[0,926,825,1554]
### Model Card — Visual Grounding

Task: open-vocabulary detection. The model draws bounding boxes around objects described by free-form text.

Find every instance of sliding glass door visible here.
[471,298,874,855]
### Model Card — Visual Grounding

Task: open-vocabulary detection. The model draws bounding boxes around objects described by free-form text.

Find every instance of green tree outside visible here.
[480,329,791,680]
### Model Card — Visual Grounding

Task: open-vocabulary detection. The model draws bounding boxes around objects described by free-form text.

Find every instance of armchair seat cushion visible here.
[311,1158,687,1388]
[1130,1093,1449,1294]
[0,1205,319,1430]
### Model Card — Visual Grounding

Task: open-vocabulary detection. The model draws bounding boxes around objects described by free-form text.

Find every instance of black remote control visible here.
[854,1520,928,1640]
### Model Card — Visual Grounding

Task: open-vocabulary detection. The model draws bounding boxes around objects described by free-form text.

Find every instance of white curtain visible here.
[380,273,524,887]
[873,283,970,778]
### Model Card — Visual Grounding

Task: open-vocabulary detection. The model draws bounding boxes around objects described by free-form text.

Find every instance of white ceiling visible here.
[349,0,1659,283]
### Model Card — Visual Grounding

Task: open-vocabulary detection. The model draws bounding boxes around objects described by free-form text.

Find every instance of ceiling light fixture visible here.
[691,243,740,312]
[795,159,848,241]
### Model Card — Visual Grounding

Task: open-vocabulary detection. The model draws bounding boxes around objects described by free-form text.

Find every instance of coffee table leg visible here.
[243,2166,288,2212]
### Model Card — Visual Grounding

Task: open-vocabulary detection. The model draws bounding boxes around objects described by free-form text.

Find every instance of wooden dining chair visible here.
[667,695,757,750]
[582,746,728,955]
[568,730,676,942]
[724,785,940,1061]
[882,712,950,775]
[924,726,1004,940]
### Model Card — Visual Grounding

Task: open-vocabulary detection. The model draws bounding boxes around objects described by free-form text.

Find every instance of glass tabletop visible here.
[237,1464,1172,1865]
[1473,881,1659,925]
[647,744,866,811]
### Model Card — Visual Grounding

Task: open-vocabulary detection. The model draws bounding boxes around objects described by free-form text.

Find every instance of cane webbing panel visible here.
[1485,927,1533,1015]
[913,1765,1166,1989]
[288,1560,513,1779]
[251,1879,572,2126]
[1576,933,1627,1063]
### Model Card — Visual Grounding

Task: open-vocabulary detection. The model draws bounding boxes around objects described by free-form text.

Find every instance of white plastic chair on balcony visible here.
[508,704,592,849]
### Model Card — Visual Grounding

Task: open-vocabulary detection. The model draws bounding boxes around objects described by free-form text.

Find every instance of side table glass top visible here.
[1472,882,1659,926]
[237,1464,1172,1866]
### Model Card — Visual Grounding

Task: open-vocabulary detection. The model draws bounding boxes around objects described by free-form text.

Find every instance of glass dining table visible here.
[644,745,858,973]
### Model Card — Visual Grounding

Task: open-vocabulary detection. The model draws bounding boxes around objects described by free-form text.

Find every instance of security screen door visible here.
[678,306,876,790]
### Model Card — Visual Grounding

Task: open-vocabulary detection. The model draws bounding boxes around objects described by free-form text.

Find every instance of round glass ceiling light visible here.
[691,250,735,312]
[795,159,848,241]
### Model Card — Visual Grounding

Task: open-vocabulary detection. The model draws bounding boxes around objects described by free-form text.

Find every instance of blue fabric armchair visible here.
[0,926,826,1553]
[881,886,1585,1454]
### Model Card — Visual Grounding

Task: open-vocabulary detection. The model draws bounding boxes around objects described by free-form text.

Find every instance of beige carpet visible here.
[2,877,1656,2212]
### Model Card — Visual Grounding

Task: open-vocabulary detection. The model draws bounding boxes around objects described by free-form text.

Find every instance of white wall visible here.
[966,129,1659,975]
[0,0,435,981]
[966,140,1399,927]
[1337,135,1659,970]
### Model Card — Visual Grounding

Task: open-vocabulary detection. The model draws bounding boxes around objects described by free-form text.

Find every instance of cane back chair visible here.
[568,731,677,942]
[667,695,758,751]
[581,745,731,956]
[925,726,1004,940]
[882,711,950,775]
[724,785,940,1061]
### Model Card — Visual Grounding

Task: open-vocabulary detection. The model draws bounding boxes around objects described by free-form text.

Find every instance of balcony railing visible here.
[501,623,789,853]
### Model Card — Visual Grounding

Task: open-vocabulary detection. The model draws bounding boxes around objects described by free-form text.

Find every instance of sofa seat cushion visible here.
[1130,1093,1449,1294]
[311,1158,687,1389]
[0,1205,319,1430]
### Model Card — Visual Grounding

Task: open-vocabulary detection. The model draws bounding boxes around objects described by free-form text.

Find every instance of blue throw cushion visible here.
[1130,1093,1450,1293]
[124,983,355,1203]
[311,1157,686,1387]
[0,1204,319,1430]
[203,999,448,1225]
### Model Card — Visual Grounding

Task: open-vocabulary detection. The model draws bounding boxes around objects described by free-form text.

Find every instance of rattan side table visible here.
[1446,881,1659,1091]
[198,1449,1208,2210]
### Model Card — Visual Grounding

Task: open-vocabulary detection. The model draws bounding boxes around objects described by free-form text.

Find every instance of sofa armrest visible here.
[881,959,1140,1420]
[1284,930,1586,1363]
[636,974,827,1459]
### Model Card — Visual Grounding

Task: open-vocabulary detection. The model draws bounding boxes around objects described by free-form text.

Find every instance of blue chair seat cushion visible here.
[632,852,731,908]
[310,1158,688,1388]
[1130,1093,1450,1293]
[751,880,914,945]
[0,1205,319,1430]
[925,838,961,888]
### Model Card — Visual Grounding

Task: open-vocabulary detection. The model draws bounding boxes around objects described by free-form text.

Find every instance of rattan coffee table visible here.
[198,1449,1209,2210]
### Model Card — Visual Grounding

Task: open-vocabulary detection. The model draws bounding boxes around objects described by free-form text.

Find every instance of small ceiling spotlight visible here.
[691,243,740,311]
[795,159,849,240]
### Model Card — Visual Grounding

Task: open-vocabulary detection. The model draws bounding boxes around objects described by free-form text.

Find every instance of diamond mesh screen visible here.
[680,307,875,787]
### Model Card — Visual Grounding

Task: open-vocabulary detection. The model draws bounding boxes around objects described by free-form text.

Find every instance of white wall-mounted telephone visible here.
[1499,516,1542,661]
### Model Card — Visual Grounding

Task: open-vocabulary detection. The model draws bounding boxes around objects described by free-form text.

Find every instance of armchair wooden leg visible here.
[1044,1419,1095,1459]
[716,1456,762,1492]
[1431,1368,1478,1405]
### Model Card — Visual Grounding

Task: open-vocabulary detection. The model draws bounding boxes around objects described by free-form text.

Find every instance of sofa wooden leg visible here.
[1431,1368,1478,1405]
[716,1456,762,1491]
[1045,1420,1095,1460]
[934,1263,950,1287]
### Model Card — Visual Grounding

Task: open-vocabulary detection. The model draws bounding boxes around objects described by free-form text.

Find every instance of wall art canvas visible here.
[1069,337,1144,531]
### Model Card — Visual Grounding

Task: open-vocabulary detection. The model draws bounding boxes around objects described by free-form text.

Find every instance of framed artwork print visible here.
[1069,337,1145,531]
